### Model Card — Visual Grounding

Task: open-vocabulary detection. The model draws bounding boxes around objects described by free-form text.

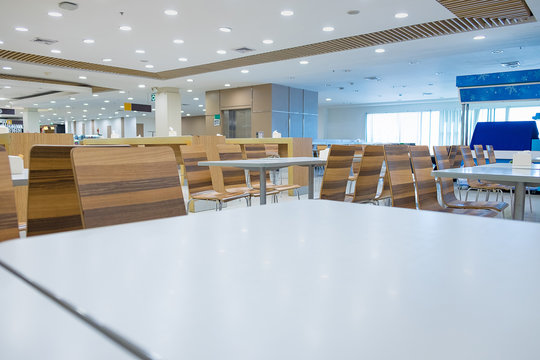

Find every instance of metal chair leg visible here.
[465,188,471,201]
[187,198,194,214]
[528,187,533,212]
[486,190,490,201]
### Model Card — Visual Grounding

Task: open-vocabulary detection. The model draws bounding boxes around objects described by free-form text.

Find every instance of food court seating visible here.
[383,145,417,209]
[345,145,384,204]
[0,146,19,242]
[474,145,487,165]
[347,145,365,192]
[71,146,187,228]
[180,144,249,211]
[448,145,463,168]
[485,145,497,163]
[319,145,355,201]
[433,146,508,215]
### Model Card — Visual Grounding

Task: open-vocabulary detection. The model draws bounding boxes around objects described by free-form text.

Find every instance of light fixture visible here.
[3,86,11,89]
[299,60,309,65]
[186,113,191,116]
[193,97,199,100]
[92,94,98,97]
[216,50,227,54]
[325,98,332,101]
[84,103,88,106]
[65,105,70,108]
[473,35,486,40]
[322,26,334,32]
[178,57,188,62]
[145,64,154,68]
[375,48,385,53]
[241,69,249,73]
[119,90,126,94]
[2,66,13,70]
[128,97,133,100]
[83,39,95,44]
[198,104,203,107]
[50,100,56,103]
[0,40,3,44]
[262,39,273,44]
[224,83,231,87]
[164,9,178,16]
[102,58,112,62]
[135,49,145,54]
[394,12,408,18]
[78,75,87,79]
[15,27,29,32]
[187,89,193,92]
[219,27,232,33]
[48,11,63,17]
[101,107,106,110]
[104,100,110,103]
[281,10,294,16]
[492,49,504,54]
[173,39,184,44]
[119,25,132,31]
[51,49,61,54]
[187,78,194,82]
[138,84,146,88]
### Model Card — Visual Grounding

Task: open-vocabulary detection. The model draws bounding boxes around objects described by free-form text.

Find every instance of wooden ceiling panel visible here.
[436,0,532,18]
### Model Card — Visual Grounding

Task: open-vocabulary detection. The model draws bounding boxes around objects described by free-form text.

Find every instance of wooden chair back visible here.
[409,146,441,210]
[460,146,476,167]
[320,145,355,201]
[179,144,215,196]
[433,146,460,203]
[350,144,365,178]
[448,145,463,168]
[264,144,280,157]
[474,145,486,165]
[0,146,19,242]
[383,145,416,209]
[485,145,497,163]
[27,145,83,236]
[352,145,384,203]
[216,144,248,189]
[71,146,186,229]
[243,144,271,186]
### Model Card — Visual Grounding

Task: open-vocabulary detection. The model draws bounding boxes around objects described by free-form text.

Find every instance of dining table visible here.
[432,163,540,220]
[1,200,540,359]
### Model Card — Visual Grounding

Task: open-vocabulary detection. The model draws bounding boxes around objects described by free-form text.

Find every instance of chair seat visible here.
[425,207,498,217]
[446,199,509,212]
[274,184,301,191]
[191,190,248,202]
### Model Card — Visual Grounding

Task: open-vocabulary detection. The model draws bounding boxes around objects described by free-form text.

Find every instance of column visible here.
[22,108,40,133]
[155,87,181,137]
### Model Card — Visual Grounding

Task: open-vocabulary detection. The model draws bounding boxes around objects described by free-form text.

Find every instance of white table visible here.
[11,168,28,186]
[1,201,540,359]
[0,266,136,360]
[199,157,326,204]
[432,163,540,220]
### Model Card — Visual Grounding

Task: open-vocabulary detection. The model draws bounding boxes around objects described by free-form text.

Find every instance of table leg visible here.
[308,165,315,199]
[259,168,266,205]
[513,182,525,220]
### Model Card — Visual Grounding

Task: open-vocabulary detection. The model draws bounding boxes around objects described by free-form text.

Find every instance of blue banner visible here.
[456,69,540,88]
[459,83,540,103]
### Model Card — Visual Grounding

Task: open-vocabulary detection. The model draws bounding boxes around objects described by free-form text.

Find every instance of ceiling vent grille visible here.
[31,37,58,45]
[501,60,521,68]
[234,47,255,53]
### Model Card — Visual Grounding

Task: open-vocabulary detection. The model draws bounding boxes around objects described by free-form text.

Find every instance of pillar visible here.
[22,108,40,133]
[155,87,181,137]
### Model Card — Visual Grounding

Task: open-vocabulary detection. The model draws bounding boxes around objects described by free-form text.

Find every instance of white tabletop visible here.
[1,201,540,359]
[433,163,540,185]
[11,168,28,186]
[199,156,326,170]
[0,266,135,360]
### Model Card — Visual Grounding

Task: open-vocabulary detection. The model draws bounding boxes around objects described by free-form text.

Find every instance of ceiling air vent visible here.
[234,47,255,54]
[364,76,381,81]
[501,61,520,68]
[31,37,58,45]
[58,2,79,11]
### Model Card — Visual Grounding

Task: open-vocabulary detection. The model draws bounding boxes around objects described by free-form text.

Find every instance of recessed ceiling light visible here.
[48,11,62,17]
[224,83,231,87]
[135,49,145,54]
[119,90,126,94]
[395,12,408,18]
[241,69,249,73]
[173,39,184,44]
[187,89,193,92]
[101,107,106,110]
[119,25,132,31]
[178,57,188,62]
[325,98,332,101]
[181,110,185,113]
[83,39,95,44]
[84,103,88,106]
[2,66,12,70]
[92,94,99,97]
[375,48,385,53]
[299,60,309,65]
[65,105,71,108]
[15,27,28,32]
[145,64,154,68]
[216,50,227,55]
[138,84,146,88]
[50,49,61,54]
[322,26,334,32]
[127,97,134,100]
[78,75,87,79]
[219,27,232,33]
[83,109,87,112]
[473,35,486,40]
[193,97,199,100]
[0,40,4,44]
[187,78,194,82]
[50,100,56,103]
[104,100,110,103]
[186,113,191,116]
[142,114,146,116]
[262,39,274,44]
[281,10,294,16]
[164,9,178,16]
[102,58,112,62]
[198,104,203,107]
[4,86,11,89]
[491,49,504,54]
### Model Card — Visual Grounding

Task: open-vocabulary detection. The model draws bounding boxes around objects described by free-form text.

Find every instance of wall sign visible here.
[213,114,221,126]
[124,103,152,112]
[0,108,15,115]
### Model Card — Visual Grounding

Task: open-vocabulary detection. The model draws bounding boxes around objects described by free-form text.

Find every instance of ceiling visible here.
[0,0,539,125]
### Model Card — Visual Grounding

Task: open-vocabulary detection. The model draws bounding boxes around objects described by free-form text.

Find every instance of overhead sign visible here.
[124,103,152,112]
[151,93,156,102]
[0,108,15,115]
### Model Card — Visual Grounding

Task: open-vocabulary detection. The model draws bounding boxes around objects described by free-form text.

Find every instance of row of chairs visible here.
[318,144,509,218]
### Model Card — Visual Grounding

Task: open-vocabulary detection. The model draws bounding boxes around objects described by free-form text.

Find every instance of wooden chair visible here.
[180,144,249,211]
[448,145,463,168]
[383,145,417,209]
[264,144,280,158]
[474,145,487,165]
[409,146,497,217]
[71,146,187,229]
[347,145,365,192]
[216,144,278,204]
[26,145,83,236]
[319,145,355,201]
[432,146,508,215]
[243,144,301,199]
[485,145,497,164]
[345,145,384,204]
[373,171,392,205]
[0,146,19,242]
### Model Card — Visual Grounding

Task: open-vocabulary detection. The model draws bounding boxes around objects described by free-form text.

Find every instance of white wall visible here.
[136,116,156,137]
